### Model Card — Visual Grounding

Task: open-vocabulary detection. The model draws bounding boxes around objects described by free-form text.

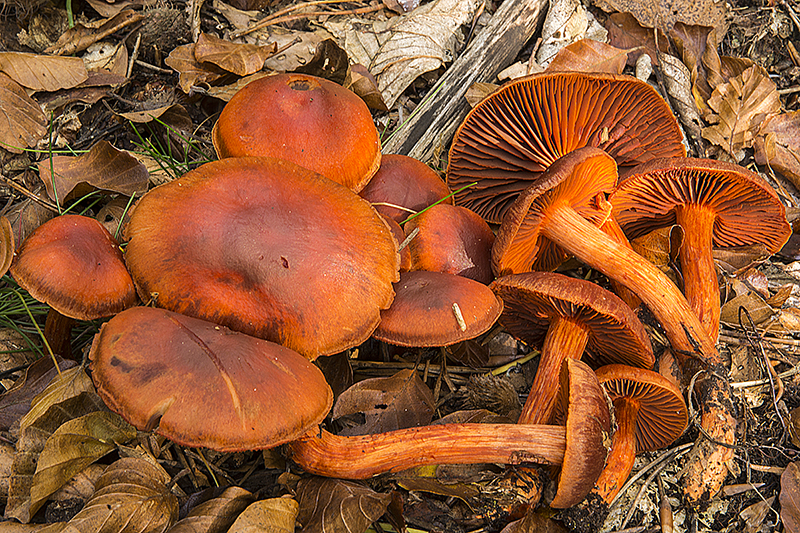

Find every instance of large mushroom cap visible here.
[10,214,136,320]
[490,272,654,369]
[447,71,685,224]
[212,73,381,193]
[124,156,399,360]
[89,307,333,452]
[373,270,503,347]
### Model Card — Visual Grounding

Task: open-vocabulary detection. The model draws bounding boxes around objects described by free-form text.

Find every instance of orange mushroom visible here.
[212,73,381,193]
[447,72,685,224]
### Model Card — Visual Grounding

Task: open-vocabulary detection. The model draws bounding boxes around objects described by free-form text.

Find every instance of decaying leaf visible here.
[701,64,781,161]
[592,0,727,34]
[545,39,628,74]
[194,33,277,77]
[604,12,668,66]
[44,10,145,56]
[296,477,391,533]
[630,226,683,269]
[719,292,775,328]
[536,0,607,67]
[739,495,775,533]
[0,52,88,92]
[783,463,800,533]
[659,53,704,146]
[165,43,229,95]
[63,457,178,533]
[205,72,274,102]
[755,110,800,190]
[369,0,481,108]
[296,39,350,85]
[331,368,435,435]
[37,140,149,206]
[343,63,388,112]
[0,357,77,432]
[167,486,255,533]
[0,216,13,280]
[0,73,48,154]
[28,411,136,518]
[227,496,298,533]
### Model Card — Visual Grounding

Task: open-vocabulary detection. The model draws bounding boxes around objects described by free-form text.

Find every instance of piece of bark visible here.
[381,0,547,162]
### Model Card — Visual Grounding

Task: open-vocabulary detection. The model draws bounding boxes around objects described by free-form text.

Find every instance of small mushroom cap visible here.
[124,156,399,360]
[89,307,333,452]
[609,157,791,252]
[405,204,495,284]
[490,271,654,369]
[373,270,503,347]
[10,214,136,320]
[212,73,381,193]
[492,147,619,276]
[594,364,687,452]
[447,71,685,224]
[550,358,612,508]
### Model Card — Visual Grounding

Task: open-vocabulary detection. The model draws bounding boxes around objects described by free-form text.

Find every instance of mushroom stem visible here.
[519,316,589,424]
[674,204,719,340]
[593,398,639,503]
[599,216,642,310]
[286,423,567,479]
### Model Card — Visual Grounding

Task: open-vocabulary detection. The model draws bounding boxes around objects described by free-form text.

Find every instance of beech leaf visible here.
[701,64,781,160]
[165,43,228,95]
[227,497,299,533]
[592,0,727,33]
[754,110,800,190]
[194,33,277,77]
[0,73,48,154]
[331,368,434,435]
[545,39,628,74]
[0,356,77,431]
[44,10,145,56]
[0,52,88,92]
[166,486,255,533]
[296,477,391,533]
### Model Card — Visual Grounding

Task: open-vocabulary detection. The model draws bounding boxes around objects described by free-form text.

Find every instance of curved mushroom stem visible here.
[286,423,567,479]
[674,204,720,341]
[593,398,639,503]
[599,216,642,310]
[519,317,589,424]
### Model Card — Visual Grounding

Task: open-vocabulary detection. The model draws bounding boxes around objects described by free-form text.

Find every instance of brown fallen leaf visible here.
[782,462,800,533]
[0,52,88,92]
[659,53,705,147]
[0,216,13,280]
[0,73,48,154]
[297,39,350,85]
[38,140,149,206]
[44,10,145,56]
[0,357,77,432]
[227,497,298,533]
[331,368,435,436]
[604,12,668,66]
[296,477,391,533]
[205,72,274,102]
[166,486,255,533]
[719,292,775,328]
[544,39,628,74]
[194,33,277,77]
[701,64,781,161]
[165,42,229,95]
[755,110,800,190]
[593,0,727,33]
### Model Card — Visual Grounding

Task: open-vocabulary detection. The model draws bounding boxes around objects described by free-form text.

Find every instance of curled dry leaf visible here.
[165,43,228,95]
[0,357,77,432]
[370,0,480,108]
[194,33,277,77]
[166,486,255,533]
[545,38,628,74]
[64,457,178,533]
[0,52,88,92]
[296,477,391,533]
[604,12,668,66]
[0,216,13,279]
[37,140,149,206]
[593,0,727,33]
[784,464,800,533]
[331,368,435,436]
[296,39,350,85]
[29,411,136,519]
[755,110,800,190]
[537,0,607,67]
[701,64,781,161]
[44,10,145,56]
[0,73,48,154]
[205,72,274,102]
[343,64,388,112]
[659,53,704,146]
[227,497,298,533]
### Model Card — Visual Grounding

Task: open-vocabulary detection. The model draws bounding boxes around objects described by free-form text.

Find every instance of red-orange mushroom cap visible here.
[212,73,381,193]
[447,71,685,224]
[124,156,400,360]
[10,214,136,320]
[359,154,453,223]
[373,270,503,347]
[89,306,333,452]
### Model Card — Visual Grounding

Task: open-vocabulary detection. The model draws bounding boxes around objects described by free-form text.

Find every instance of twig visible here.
[608,443,694,510]
[0,178,61,213]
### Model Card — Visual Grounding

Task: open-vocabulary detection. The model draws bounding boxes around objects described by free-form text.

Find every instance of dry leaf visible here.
[712,243,771,274]
[63,457,178,533]
[755,110,800,190]
[0,53,88,92]
[537,0,607,67]
[592,0,727,33]
[296,477,391,533]
[604,12,668,66]
[370,0,480,108]
[659,53,704,145]
[296,39,350,85]
[719,292,775,328]
[701,64,781,161]
[669,22,724,112]
[0,73,48,154]
[44,10,145,56]
[194,33,276,77]
[0,216,13,280]
[343,63,388,112]
[166,486,255,533]
[205,72,274,102]
[38,140,149,206]
[545,39,628,74]
[0,357,77,432]
[165,43,229,95]
[739,495,775,533]
[227,497,298,533]
[82,42,128,77]
[464,81,498,108]
[783,463,800,533]
[21,367,98,433]
[331,368,434,436]
[29,411,136,518]
[630,226,683,268]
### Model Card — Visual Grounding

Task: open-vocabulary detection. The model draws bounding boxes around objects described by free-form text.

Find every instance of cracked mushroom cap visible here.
[212,73,381,193]
[447,71,685,224]
[89,306,333,452]
[10,214,136,320]
[490,271,654,370]
[492,146,619,276]
[373,270,503,347]
[609,157,791,252]
[124,156,399,360]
